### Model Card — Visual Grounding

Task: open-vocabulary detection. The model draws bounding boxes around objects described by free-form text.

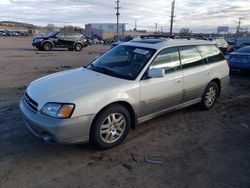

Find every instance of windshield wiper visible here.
[87,64,132,80]
[96,66,116,76]
[87,63,96,70]
[98,67,133,80]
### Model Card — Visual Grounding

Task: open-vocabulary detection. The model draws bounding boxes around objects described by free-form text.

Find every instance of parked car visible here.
[212,38,229,55]
[32,31,88,51]
[227,46,250,71]
[20,39,229,149]
[235,42,250,50]
[0,31,7,36]
[111,35,134,48]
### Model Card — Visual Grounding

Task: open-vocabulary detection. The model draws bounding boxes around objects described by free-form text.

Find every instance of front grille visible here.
[24,93,38,112]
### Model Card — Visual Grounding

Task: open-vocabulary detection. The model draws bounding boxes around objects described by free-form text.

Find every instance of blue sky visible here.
[0,0,250,33]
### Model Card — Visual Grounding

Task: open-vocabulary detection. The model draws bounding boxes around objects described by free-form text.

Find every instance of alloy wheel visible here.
[100,113,126,144]
[204,86,217,106]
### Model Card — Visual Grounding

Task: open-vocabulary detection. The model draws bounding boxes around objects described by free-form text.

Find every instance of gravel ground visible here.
[0,37,250,188]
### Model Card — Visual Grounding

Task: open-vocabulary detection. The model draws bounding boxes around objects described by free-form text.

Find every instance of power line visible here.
[115,0,121,38]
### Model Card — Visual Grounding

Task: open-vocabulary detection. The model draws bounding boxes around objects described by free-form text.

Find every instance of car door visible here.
[54,32,65,47]
[139,47,183,117]
[64,33,76,47]
[179,46,209,102]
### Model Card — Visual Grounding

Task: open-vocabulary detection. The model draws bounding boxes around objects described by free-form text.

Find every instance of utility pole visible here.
[170,0,175,36]
[236,17,243,37]
[236,17,243,45]
[155,23,158,33]
[134,19,137,31]
[115,0,121,40]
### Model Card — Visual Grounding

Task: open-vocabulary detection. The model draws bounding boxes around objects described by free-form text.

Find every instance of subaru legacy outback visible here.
[32,31,88,51]
[20,38,229,149]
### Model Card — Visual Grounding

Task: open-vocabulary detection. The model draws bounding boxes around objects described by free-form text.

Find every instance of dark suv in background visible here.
[32,31,88,51]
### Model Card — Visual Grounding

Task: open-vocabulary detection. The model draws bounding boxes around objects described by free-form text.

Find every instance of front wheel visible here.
[201,82,218,110]
[42,42,52,51]
[90,105,131,149]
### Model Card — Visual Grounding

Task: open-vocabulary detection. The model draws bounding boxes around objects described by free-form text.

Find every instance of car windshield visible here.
[235,47,250,53]
[87,45,156,80]
[48,31,58,37]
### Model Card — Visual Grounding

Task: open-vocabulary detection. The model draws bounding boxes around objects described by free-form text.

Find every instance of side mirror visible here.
[148,68,165,78]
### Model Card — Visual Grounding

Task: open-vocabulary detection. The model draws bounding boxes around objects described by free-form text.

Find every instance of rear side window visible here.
[179,46,204,69]
[197,45,224,63]
[150,47,181,73]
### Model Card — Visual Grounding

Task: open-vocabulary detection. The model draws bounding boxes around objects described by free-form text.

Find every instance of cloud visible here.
[0,0,249,32]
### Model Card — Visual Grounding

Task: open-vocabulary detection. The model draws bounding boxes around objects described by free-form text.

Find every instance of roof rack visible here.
[140,35,174,39]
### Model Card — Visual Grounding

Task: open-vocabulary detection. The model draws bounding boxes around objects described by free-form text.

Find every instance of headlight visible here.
[35,38,43,43]
[41,103,75,119]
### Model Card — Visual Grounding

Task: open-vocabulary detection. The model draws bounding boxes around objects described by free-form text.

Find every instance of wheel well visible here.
[210,78,221,97]
[42,40,53,48]
[91,101,137,131]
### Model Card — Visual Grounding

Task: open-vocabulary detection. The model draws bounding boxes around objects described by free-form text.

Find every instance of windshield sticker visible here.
[133,48,149,55]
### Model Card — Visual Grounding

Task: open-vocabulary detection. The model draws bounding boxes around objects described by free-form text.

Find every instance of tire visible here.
[201,82,219,110]
[90,105,131,149]
[42,42,52,51]
[74,43,83,51]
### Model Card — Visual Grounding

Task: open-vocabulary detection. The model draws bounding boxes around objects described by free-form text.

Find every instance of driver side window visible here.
[56,33,64,39]
[150,48,181,73]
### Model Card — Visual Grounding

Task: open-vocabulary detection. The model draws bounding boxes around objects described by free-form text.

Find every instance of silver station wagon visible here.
[20,38,229,149]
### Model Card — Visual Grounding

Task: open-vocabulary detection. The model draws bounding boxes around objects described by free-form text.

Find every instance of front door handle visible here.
[176,79,182,83]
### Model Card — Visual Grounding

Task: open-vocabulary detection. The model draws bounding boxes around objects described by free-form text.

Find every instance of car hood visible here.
[26,68,127,108]
[230,52,250,56]
[33,36,49,40]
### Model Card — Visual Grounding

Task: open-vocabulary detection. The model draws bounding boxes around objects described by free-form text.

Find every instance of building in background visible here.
[217,26,229,34]
[85,23,147,39]
[85,23,126,39]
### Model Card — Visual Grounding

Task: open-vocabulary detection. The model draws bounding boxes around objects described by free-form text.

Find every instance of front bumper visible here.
[32,42,42,48]
[19,98,95,144]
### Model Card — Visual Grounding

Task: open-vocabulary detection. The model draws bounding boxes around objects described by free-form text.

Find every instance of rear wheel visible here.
[42,42,52,51]
[201,82,218,110]
[74,43,83,51]
[90,105,131,149]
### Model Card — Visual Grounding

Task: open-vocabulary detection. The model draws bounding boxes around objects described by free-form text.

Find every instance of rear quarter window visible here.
[197,45,225,63]
[179,46,204,69]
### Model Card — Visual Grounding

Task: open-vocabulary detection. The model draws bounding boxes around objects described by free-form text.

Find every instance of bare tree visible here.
[45,24,56,32]
[60,25,83,33]
[179,28,192,36]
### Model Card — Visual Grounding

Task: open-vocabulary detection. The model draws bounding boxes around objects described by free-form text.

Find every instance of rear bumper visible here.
[19,98,95,144]
[220,75,230,90]
[229,62,250,70]
[230,66,250,71]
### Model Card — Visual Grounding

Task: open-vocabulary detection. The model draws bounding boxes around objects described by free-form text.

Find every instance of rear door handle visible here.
[176,79,182,83]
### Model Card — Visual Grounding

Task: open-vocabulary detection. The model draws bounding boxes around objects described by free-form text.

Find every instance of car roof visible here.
[122,38,216,50]
[233,46,250,54]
